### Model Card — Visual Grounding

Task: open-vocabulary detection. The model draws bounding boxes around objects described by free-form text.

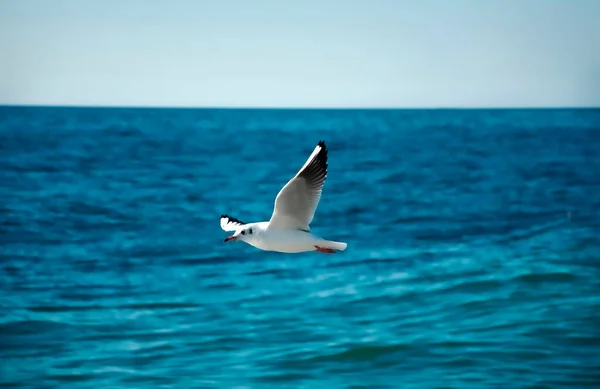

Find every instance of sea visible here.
[1,106,599,388]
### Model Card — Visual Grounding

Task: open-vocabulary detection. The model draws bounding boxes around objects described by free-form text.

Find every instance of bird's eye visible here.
[241,230,246,235]
[248,229,253,235]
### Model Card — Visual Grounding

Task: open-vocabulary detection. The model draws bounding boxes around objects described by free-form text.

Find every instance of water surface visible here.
[1,107,599,388]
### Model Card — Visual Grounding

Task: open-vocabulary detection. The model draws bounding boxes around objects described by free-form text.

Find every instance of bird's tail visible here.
[321,240,348,251]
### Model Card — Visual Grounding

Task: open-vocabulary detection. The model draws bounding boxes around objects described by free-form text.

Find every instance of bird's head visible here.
[224,226,255,243]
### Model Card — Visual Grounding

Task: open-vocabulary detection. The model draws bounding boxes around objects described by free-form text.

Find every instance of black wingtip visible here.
[317,141,328,165]
[221,214,245,225]
[298,140,327,181]
[316,141,328,166]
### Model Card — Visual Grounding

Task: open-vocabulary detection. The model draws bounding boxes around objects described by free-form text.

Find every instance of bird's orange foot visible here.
[315,246,336,254]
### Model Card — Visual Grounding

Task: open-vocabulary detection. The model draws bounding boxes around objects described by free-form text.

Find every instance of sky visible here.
[1,0,599,108]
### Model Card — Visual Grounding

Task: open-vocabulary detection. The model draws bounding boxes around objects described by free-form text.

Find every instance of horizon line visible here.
[1,104,599,110]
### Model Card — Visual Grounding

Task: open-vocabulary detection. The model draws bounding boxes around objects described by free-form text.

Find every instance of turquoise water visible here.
[1,107,599,388]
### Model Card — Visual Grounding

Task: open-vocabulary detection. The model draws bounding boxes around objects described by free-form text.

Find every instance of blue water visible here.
[1,107,599,388]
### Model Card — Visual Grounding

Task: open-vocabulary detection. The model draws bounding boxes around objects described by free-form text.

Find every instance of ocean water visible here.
[1,106,599,388]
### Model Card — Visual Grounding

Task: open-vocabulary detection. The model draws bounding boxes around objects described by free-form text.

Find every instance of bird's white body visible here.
[220,141,348,254]
[233,222,347,253]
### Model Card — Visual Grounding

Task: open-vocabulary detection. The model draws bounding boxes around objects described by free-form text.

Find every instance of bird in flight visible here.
[220,140,347,254]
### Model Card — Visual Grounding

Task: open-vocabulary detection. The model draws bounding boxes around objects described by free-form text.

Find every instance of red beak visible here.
[224,236,237,242]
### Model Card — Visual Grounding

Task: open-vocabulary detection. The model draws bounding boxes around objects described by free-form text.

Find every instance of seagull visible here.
[220,140,347,254]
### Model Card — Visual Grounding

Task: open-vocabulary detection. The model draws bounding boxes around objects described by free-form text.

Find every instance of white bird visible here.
[220,140,348,254]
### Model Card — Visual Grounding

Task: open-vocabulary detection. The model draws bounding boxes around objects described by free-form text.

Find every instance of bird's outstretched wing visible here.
[220,214,246,232]
[268,141,328,231]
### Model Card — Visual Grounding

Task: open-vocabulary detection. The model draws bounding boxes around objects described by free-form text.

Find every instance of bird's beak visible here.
[224,235,237,242]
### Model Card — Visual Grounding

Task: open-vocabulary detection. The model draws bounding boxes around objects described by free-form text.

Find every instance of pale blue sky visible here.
[1,0,599,108]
